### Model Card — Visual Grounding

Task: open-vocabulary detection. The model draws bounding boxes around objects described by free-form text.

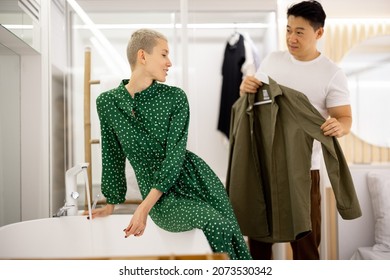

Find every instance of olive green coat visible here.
[226,78,362,242]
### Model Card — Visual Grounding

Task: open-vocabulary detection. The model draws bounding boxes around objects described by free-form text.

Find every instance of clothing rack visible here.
[83,47,142,209]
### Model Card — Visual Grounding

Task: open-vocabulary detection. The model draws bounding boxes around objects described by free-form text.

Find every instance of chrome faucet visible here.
[54,163,92,219]
[53,203,75,217]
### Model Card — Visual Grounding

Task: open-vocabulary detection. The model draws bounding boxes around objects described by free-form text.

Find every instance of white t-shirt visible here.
[257,50,350,169]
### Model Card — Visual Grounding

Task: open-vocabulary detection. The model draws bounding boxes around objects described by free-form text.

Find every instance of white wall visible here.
[0,52,21,227]
[321,0,390,18]
[20,54,46,221]
[0,1,70,222]
[49,0,69,217]
[0,24,47,223]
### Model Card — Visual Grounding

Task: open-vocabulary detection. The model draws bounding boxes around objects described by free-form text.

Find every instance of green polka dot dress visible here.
[96,80,252,260]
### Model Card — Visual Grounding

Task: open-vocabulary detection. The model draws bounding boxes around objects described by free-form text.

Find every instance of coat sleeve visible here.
[292,92,362,220]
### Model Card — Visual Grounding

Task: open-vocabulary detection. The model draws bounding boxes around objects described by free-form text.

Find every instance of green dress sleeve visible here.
[153,88,189,193]
[96,94,127,204]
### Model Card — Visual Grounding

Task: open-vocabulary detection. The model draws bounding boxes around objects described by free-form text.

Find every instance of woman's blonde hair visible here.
[126,29,167,70]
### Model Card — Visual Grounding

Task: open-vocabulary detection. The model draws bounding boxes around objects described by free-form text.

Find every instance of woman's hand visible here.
[123,205,148,238]
[123,188,163,238]
[84,204,115,219]
[123,203,149,238]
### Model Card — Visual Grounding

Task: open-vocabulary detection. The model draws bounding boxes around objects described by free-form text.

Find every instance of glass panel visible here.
[0,0,39,52]
[0,42,21,226]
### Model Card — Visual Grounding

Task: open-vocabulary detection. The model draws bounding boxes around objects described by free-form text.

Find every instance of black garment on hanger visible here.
[217,33,246,138]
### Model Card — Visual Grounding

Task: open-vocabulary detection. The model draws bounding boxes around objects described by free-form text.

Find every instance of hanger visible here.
[253,69,271,106]
[228,23,240,45]
[253,89,272,106]
[228,32,240,45]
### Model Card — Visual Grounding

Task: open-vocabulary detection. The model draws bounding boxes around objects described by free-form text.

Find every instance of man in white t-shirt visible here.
[239,0,352,260]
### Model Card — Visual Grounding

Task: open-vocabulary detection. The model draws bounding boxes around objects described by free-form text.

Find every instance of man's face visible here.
[286,15,323,61]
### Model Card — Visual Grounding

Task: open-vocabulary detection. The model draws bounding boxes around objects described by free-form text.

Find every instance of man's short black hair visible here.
[287,1,326,30]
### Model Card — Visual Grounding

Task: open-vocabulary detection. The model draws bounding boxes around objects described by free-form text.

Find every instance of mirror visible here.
[340,35,390,147]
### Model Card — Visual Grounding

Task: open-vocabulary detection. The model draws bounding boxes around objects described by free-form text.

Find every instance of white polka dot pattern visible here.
[96,80,251,260]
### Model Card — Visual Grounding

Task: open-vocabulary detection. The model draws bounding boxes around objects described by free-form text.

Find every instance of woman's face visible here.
[144,38,172,82]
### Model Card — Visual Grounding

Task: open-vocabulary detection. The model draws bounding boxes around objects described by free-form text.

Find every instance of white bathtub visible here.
[0,215,212,259]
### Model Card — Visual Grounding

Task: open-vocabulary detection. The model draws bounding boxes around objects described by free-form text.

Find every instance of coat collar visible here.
[246,77,283,109]
[245,77,282,145]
